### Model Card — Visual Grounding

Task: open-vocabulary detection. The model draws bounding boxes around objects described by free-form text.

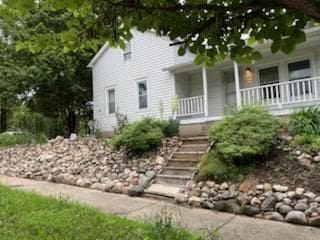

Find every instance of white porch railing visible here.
[240,76,320,108]
[177,95,204,117]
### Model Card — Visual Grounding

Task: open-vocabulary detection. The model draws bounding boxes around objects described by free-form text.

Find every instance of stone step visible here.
[178,144,208,152]
[172,152,203,160]
[182,136,209,145]
[144,183,183,199]
[156,174,191,187]
[167,159,200,167]
[161,166,195,176]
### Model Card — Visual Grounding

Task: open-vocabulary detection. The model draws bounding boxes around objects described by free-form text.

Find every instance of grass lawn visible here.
[0,185,219,240]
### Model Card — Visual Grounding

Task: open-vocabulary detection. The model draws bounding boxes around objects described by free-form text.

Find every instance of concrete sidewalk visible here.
[1,175,319,240]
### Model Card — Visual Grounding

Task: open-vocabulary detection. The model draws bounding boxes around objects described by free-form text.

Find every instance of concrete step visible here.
[156,174,191,187]
[161,166,195,176]
[167,159,200,167]
[172,152,203,160]
[182,136,209,145]
[144,183,183,199]
[178,144,208,152]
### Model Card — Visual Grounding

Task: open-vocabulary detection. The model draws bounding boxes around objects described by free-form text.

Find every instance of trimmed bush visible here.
[210,106,279,165]
[289,107,320,136]
[111,118,164,153]
[199,106,279,181]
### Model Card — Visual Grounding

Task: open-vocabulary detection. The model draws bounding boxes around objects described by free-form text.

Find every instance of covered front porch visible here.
[169,55,320,124]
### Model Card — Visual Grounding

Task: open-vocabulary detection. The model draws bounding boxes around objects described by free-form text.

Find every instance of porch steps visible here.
[145,136,208,199]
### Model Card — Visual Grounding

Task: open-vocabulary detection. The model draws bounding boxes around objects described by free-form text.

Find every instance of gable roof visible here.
[87,43,109,68]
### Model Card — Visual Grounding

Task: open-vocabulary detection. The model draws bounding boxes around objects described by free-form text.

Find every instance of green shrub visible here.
[209,106,279,165]
[198,106,279,182]
[294,134,314,145]
[294,134,320,153]
[289,107,320,136]
[162,118,180,137]
[198,151,239,182]
[0,132,47,147]
[111,117,164,153]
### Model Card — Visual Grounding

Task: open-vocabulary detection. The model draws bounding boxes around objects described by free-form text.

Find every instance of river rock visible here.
[127,185,144,197]
[188,196,202,207]
[295,202,309,211]
[242,205,261,216]
[285,211,308,225]
[309,216,320,226]
[273,184,288,192]
[261,197,276,211]
[264,212,284,221]
[214,199,241,214]
[279,205,293,215]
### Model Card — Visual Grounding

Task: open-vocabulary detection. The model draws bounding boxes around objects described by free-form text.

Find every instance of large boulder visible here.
[127,185,144,197]
[285,211,308,225]
[214,199,241,214]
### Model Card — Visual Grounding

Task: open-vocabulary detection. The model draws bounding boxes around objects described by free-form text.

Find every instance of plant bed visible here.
[243,147,320,194]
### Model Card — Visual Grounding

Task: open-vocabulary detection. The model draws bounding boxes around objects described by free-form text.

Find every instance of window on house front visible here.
[288,60,311,81]
[123,41,132,61]
[107,89,116,114]
[259,66,280,99]
[259,66,279,85]
[137,80,148,109]
[288,59,312,95]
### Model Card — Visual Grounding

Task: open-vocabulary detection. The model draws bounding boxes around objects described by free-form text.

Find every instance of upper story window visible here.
[137,80,148,109]
[107,88,116,114]
[123,41,132,61]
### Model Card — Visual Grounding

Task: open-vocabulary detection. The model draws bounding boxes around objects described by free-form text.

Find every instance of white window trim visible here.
[135,78,150,112]
[105,86,117,116]
[122,40,133,63]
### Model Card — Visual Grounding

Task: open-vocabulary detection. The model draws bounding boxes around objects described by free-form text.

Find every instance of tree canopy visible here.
[3,0,320,65]
[0,7,95,136]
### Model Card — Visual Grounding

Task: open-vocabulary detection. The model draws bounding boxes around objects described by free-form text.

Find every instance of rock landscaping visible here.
[174,132,320,227]
[178,180,320,227]
[0,136,180,195]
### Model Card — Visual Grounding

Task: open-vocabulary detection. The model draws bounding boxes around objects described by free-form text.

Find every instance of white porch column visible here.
[202,66,209,117]
[233,61,241,109]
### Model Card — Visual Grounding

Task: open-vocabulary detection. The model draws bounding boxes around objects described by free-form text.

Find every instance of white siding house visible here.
[88,27,320,136]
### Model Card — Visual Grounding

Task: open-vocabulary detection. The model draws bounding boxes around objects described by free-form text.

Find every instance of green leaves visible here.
[3,0,315,65]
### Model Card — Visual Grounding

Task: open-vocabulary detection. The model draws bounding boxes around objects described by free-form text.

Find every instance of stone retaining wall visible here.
[0,136,180,195]
[178,181,320,227]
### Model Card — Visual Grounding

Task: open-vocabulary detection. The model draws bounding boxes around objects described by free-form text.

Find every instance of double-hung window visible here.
[107,88,116,114]
[288,59,312,96]
[123,41,132,61]
[137,80,148,109]
[259,66,280,99]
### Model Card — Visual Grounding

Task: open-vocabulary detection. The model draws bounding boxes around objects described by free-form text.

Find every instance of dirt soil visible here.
[244,148,320,194]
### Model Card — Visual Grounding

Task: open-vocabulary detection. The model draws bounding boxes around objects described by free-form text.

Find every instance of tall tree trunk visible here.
[61,111,70,138]
[0,100,7,133]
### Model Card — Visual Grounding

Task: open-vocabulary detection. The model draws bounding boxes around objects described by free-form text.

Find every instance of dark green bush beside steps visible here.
[199,106,279,182]
[111,117,180,153]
